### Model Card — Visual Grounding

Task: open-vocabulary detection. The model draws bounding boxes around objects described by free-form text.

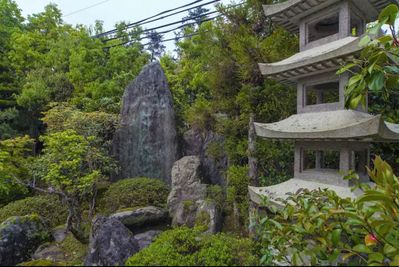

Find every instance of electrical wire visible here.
[105,15,222,48]
[64,0,112,18]
[103,9,219,42]
[94,0,221,38]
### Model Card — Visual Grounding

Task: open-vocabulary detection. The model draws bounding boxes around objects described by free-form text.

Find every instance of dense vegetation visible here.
[125,227,259,266]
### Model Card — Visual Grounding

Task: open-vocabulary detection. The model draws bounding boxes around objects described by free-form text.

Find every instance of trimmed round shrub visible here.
[125,227,258,266]
[99,177,169,215]
[0,195,68,228]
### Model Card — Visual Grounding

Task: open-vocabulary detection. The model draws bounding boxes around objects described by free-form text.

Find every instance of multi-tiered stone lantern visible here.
[249,0,399,207]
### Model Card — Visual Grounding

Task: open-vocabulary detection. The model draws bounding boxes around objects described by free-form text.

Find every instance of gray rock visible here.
[110,206,168,230]
[85,216,139,266]
[167,156,207,227]
[0,215,51,266]
[113,61,177,184]
[52,226,68,243]
[134,230,162,250]
[183,129,227,186]
[33,243,66,262]
[196,201,222,234]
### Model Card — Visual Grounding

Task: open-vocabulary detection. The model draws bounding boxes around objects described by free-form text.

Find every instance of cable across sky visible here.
[93,0,222,38]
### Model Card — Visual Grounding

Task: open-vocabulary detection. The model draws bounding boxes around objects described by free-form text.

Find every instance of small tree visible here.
[0,130,110,243]
[145,30,166,61]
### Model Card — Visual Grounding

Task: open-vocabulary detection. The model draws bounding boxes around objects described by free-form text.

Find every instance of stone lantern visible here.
[249,0,399,207]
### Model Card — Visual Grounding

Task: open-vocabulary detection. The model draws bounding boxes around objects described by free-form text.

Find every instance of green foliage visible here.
[184,97,215,131]
[0,195,67,227]
[206,185,224,209]
[18,260,68,266]
[0,135,34,196]
[99,177,170,214]
[57,233,88,265]
[36,130,105,195]
[224,165,250,233]
[125,227,258,266]
[256,156,399,266]
[338,4,399,110]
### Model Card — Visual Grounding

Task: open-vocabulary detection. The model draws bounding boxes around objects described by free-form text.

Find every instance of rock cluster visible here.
[167,156,222,233]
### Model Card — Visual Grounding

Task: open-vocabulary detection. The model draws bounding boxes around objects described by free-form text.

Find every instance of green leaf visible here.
[384,66,399,74]
[359,35,371,47]
[377,35,393,44]
[368,252,384,263]
[358,193,392,204]
[343,252,355,261]
[390,255,399,266]
[369,72,385,92]
[378,4,399,25]
[350,95,363,109]
[337,63,357,75]
[353,244,373,254]
[331,229,341,246]
[384,244,398,255]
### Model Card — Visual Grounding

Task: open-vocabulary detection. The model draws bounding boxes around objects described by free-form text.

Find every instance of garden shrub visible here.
[256,156,399,266]
[125,227,258,266]
[0,185,30,208]
[99,177,169,214]
[0,195,67,227]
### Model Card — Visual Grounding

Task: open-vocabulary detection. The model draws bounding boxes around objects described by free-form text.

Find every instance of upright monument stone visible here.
[113,62,177,184]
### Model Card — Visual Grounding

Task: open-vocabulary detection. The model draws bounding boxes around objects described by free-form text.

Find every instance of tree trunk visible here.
[66,199,89,244]
[248,113,258,186]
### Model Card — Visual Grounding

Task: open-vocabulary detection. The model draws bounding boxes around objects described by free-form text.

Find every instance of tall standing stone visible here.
[113,62,177,184]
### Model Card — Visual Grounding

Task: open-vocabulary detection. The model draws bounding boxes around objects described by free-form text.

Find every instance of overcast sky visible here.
[13,0,233,52]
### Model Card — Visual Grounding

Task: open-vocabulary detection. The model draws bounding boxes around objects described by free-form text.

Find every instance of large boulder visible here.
[113,62,177,184]
[167,156,207,227]
[134,230,162,250]
[183,129,227,186]
[110,206,169,230]
[85,216,139,266]
[0,215,51,266]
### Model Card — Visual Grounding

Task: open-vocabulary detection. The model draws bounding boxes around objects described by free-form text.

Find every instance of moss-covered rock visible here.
[125,227,258,266]
[0,215,51,266]
[99,177,169,215]
[0,195,68,228]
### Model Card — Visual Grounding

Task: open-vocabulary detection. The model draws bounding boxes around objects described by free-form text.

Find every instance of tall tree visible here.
[0,0,24,139]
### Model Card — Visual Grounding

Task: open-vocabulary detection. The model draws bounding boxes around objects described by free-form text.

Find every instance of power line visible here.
[104,15,222,49]
[94,0,221,38]
[103,9,219,42]
[64,0,112,18]
[102,1,244,50]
